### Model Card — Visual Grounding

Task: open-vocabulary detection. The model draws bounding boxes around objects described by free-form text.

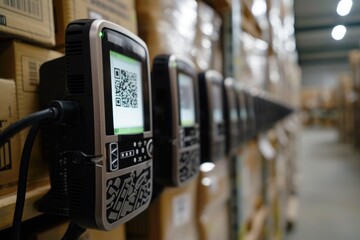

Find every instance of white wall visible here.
[301,63,350,88]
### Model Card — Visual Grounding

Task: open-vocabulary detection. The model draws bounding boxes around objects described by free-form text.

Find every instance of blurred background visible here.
[0,0,359,239]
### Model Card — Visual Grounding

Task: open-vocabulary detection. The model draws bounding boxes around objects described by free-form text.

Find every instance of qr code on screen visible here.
[114,68,138,108]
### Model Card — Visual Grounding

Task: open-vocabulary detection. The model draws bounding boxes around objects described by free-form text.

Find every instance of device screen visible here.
[110,50,144,134]
[212,83,223,123]
[178,73,196,127]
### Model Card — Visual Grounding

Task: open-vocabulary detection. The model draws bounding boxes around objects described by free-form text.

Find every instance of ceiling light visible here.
[337,0,353,16]
[331,25,347,40]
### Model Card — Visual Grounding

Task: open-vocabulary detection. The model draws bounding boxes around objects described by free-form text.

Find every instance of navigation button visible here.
[146,139,153,158]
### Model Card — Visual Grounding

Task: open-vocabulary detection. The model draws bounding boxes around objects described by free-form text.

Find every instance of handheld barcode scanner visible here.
[151,55,200,187]
[198,70,226,162]
[223,78,240,156]
[38,19,153,230]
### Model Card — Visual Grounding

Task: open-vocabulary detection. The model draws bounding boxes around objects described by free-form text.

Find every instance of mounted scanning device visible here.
[38,19,153,230]
[151,55,200,187]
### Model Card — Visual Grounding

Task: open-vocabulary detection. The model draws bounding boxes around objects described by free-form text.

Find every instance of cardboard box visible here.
[243,206,268,240]
[194,1,223,73]
[0,79,21,197]
[88,224,126,240]
[201,0,232,13]
[32,221,125,240]
[198,204,229,240]
[53,0,137,47]
[197,158,230,215]
[197,158,230,240]
[240,140,264,224]
[0,41,63,183]
[136,0,198,65]
[127,177,199,240]
[0,0,55,46]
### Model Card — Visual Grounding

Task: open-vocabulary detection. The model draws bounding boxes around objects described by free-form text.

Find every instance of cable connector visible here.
[48,100,79,125]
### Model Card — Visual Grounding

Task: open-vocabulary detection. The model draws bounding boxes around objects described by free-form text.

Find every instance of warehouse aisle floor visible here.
[287,127,360,240]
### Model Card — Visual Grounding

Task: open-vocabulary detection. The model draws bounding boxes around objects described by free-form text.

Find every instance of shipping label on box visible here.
[0,0,55,46]
[172,193,191,227]
[159,178,198,240]
[0,41,63,183]
[0,79,21,197]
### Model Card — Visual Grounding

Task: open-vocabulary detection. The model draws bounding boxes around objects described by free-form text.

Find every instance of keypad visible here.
[179,147,200,183]
[107,138,152,171]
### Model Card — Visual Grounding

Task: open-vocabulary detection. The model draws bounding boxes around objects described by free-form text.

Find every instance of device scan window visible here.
[110,50,144,134]
[178,73,196,127]
[212,83,223,124]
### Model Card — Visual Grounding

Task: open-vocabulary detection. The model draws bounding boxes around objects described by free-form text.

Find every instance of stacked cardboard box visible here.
[349,50,360,148]
[53,0,137,49]
[338,74,355,143]
[194,1,223,73]
[197,159,230,240]
[126,177,199,240]
[300,88,338,127]
[282,117,300,230]
[258,133,279,240]
[136,0,198,65]
[0,79,20,197]
[0,0,55,46]
[201,0,232,14]
[274,123,291,237]
[238,140,265,239]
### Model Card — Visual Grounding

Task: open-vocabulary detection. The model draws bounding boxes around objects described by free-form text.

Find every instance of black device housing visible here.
[198,70,226,162]
[235,86,248,144]
[242,89,257,141]
[151,55,200,188]
[223,78,240,156]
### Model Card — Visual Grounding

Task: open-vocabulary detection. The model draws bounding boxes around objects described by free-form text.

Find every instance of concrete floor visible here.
[287,127,360,240]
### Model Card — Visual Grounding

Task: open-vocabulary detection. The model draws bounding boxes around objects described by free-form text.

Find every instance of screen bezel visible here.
[175,59,199,129]
[177,72,197,128]
[101,28,151,136]
[211,81,224,124]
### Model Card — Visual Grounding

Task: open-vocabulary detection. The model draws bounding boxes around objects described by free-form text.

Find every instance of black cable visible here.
[10,123,40,240]
[61,222,87,240]
[0,108,58,147]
